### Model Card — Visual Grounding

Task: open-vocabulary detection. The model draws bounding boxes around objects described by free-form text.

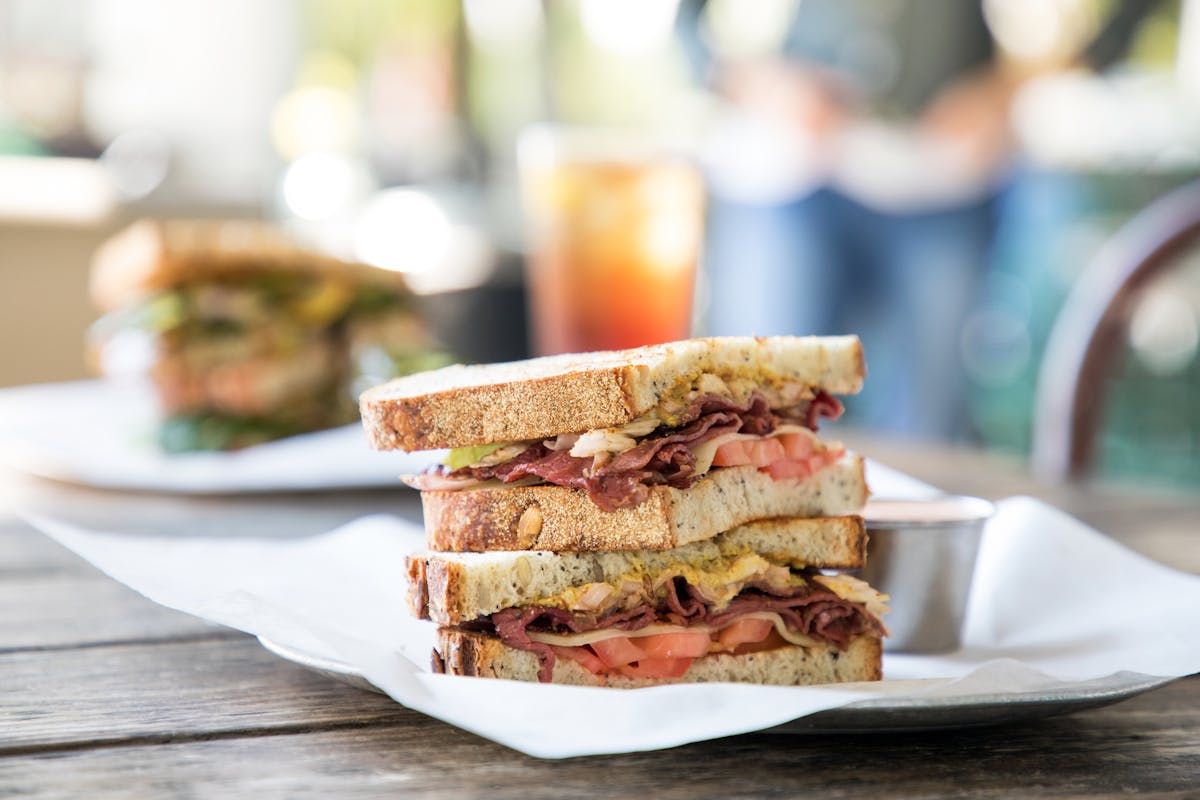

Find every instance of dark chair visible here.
[1032,180,1200,480]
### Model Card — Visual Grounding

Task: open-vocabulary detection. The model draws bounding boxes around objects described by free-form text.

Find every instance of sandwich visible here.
[88,219,450,452]
[363,336,887,687]
[406,516,888,686]
[362,336,868,551]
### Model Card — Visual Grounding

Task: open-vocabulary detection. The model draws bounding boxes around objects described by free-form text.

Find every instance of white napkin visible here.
[20,490,1200,758]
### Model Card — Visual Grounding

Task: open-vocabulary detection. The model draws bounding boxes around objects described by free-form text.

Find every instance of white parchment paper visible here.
[19,487,1200,758]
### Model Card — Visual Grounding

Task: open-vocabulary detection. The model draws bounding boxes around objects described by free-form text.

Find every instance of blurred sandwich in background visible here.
[88,219,451,452]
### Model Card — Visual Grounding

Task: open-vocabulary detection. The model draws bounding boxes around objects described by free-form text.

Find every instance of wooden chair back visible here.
[1032,180,1200,480]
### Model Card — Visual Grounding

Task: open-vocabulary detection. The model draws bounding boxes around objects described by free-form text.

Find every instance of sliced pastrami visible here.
[445,391,842,511]
[480,578,883,683]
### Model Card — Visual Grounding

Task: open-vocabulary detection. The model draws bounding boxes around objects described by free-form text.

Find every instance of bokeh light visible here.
[281,152,360,221]
[353,188,452,275]
[579,0,679,55]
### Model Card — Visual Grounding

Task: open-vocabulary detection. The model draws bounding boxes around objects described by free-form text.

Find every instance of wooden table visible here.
[3,435,1199,797]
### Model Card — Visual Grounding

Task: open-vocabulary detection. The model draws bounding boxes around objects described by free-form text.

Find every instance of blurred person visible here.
[694,0,1165,440]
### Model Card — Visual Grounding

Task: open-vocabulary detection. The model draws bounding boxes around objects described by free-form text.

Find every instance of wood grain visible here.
[1,678,1197,798]
[0,517,81,576]
[2,436,1198,798]
[0,637,406,752]
[0,573,227,651]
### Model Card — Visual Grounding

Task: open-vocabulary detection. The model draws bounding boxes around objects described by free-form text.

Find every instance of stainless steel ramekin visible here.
[859,496,995,653]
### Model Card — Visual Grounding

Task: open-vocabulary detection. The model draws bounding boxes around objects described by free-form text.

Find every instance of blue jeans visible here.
[705,188,995,440]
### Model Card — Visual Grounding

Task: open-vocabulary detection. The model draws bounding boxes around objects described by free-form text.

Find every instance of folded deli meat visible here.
[442,567,888,683]
[408,390,846,511]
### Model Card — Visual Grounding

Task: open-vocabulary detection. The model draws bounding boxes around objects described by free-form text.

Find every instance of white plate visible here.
[257,636,1174,733]
[0,380,438,493]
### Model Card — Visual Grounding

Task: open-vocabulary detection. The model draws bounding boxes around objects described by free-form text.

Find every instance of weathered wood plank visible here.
[0,517,82,575]
[0,638,407,751]
[1,436,1197,799]
[0,573,227,650]
[1,678,1197,799]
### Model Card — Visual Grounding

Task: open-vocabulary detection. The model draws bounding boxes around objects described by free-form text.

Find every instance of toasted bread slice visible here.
[408,515,865,626]
[420,454,866,552]
[360,336,864,452]
[432,628,882,687]
[91,219,411,312]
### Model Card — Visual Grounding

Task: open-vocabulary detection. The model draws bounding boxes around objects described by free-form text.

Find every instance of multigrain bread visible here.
[432,628,883,687]
[408,515,865,626]
[90,218,410,312]
[420,454,867,552]
[360,336,865,451]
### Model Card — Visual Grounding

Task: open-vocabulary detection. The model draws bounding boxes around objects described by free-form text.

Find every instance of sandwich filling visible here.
[92,276,450,451]
[457,562,887,682]
[409,389,846,510]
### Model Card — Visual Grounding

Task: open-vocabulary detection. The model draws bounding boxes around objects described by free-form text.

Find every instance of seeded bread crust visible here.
[360,336,865,451]
[420,455,867,553]
[432,628,883,687]
[91,218,411,312]
[407,515,865,626]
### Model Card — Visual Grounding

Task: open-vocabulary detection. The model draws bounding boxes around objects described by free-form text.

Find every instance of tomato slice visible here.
[762,459,813,481]
[617,657,693,679]
[716,618,775,649]
[749,437,786,465]
[711,439,750,467]
[635,631,712,660]
[712,437,786,467]
[552,645,606,675]
[714,431,843,481]
[589,636,645,668]
[777,432,814,461]
[731,629,790,655]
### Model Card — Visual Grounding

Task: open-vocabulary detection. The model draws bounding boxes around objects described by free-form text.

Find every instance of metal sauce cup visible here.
[859,496,995,653]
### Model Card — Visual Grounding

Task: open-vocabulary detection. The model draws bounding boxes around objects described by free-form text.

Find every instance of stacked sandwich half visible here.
[362,336,888,687]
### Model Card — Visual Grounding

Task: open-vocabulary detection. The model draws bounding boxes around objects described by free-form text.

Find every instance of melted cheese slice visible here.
[533,551,800,613]
[524,576,888,651]
[813,573,890,620]
[525,612,822,649]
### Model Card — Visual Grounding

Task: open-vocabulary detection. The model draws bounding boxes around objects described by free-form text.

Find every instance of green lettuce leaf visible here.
[443,442,509,471]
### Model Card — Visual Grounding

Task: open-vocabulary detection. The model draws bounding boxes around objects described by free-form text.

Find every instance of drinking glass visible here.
[518,125,705,355]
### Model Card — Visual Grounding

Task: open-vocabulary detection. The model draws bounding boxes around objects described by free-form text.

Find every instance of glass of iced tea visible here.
[518,125,705,355]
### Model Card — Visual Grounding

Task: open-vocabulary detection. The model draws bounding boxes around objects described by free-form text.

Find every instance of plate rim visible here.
[0,379,437,494]
[256,635,1177,733]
